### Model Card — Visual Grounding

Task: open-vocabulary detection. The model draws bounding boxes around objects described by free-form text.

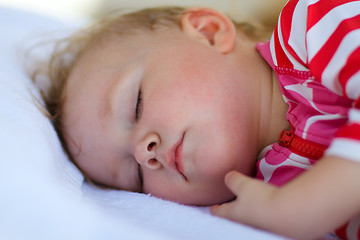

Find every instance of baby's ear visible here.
[181,8,236,54]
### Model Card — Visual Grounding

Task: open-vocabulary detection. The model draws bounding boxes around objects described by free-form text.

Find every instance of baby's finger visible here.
[210,202,239,221]
[223,171,253,195]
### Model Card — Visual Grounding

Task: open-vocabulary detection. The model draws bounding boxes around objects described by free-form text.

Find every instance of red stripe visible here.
[279,0,306,66]
[335,123,360,141]
[307,0,358,30]
[309,15,360,83]
[355,97,360,109]
[273,25,294,68]
[339,46,360,98]
[335,223,349,240]
[280,0,298,42]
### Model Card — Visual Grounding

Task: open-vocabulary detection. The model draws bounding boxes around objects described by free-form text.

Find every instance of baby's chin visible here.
[149,188,235,206]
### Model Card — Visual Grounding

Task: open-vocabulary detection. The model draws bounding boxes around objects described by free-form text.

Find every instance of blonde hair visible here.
[33,6,270,166]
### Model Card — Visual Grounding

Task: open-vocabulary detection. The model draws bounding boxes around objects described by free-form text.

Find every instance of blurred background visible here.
[0,0,287,28]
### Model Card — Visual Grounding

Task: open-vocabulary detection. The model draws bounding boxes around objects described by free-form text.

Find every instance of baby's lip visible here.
[175,133,186,178]
[167,133,187,180]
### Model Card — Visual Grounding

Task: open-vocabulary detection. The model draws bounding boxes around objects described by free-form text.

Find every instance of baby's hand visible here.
[210,171,278,231]
[210,157,360,239]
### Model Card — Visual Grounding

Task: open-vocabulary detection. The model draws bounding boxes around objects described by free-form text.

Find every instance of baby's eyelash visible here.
[135,90,142,120]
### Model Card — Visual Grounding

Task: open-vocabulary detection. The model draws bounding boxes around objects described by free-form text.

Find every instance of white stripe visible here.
[345,70,360,100]
[288,0,309,65]
[270,34,278,66]
[257,145,273,160]
[303,114,346,139]
[288,153,312,166]
[346,215,360,240]
[308,0,320,5]
[259,152,311,183]
[307,1,360,61]
[284,79,347,138]
[322,29,360,95]
[326,138,360,163]
[349,109,360,125]
[270,9,284,67]
[284,80,314,103]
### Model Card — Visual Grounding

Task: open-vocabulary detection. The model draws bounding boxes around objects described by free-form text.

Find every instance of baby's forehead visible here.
[80,29,184,68]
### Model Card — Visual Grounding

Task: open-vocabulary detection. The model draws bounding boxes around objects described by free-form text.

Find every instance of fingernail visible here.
[225,171,235,182]
[210,205,219,213]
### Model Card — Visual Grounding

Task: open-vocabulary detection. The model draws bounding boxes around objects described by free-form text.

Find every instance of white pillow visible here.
[0,7,167,240]
[0,5,84,196]
[0,7,284,240]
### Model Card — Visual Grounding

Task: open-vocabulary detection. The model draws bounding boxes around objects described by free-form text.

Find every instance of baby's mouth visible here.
[174,133,187,180]
[167,133,187,180]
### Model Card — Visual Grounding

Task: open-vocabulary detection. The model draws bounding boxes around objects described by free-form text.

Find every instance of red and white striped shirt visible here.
[255,0,360,238]
[272,0,360,161]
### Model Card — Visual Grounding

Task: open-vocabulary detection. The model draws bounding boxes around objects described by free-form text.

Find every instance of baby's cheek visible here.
[195,149,240,178]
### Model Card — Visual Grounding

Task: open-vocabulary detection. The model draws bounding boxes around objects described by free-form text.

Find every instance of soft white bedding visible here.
[0,6,286,240]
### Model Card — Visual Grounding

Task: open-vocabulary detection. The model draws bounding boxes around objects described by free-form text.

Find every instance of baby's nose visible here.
[134,133,162,169]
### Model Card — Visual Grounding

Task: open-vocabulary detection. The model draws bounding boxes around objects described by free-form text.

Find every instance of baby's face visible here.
[63,33,260,205]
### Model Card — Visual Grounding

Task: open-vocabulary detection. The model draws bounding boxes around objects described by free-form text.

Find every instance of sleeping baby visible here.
[34,2,360,239]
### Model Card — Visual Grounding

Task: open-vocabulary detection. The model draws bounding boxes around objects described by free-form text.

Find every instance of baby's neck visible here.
[258,71,289,152]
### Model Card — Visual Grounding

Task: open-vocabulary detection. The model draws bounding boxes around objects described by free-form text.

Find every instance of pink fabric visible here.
[255,41,352,186]
[253,1,360,238]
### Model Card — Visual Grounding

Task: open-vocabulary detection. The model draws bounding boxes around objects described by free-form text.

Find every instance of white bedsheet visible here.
[0,6,286,240]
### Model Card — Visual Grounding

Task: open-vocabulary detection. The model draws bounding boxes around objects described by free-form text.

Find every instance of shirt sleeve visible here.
[273,0,360,162]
